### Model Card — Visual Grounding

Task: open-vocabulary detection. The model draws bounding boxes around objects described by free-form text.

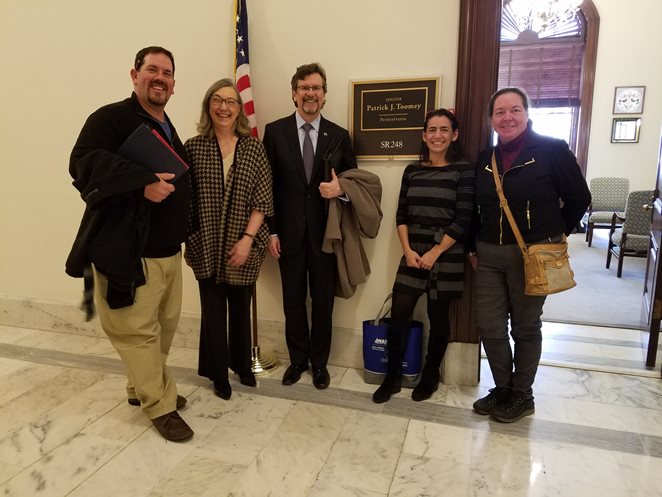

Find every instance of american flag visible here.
[234,0,258,137]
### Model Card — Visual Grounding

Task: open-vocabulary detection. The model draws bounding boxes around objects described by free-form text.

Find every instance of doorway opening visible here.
[497,0,599,174]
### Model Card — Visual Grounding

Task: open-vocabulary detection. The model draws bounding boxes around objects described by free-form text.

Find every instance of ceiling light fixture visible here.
[503,0,582,40]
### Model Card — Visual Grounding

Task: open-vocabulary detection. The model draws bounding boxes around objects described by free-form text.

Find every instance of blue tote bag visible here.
[362,294,422,386]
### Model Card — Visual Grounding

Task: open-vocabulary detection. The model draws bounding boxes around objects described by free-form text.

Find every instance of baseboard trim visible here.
[0,295,479,384]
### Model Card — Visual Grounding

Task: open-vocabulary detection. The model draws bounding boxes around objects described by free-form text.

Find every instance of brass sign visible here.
[350,77,440,160]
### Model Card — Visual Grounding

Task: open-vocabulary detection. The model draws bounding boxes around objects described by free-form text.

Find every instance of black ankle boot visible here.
[411,364,440,401]
[213,379,232,400]
[411,334,447,401]
[373,323,406,404]
[239,372,257,387]
[372,373,402,403]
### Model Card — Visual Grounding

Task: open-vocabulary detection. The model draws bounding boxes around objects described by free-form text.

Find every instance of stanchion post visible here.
[250,283,279,375]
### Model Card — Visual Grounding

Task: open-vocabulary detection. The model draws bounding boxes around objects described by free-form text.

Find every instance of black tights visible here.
[390,292,451,340]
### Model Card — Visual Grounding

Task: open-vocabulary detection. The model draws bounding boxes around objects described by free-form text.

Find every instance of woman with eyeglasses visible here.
[185,78,273,400]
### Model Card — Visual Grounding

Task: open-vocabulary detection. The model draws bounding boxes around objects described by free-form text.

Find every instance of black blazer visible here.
[263,113,357,256]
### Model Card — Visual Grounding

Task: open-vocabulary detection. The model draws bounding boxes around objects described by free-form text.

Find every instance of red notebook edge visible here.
[150,128,189,169]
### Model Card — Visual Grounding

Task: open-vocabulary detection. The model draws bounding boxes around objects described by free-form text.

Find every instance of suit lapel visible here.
[313,117,333,182]
[284,113,308,184]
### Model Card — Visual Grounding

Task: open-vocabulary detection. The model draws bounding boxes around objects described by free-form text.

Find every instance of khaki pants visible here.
[93,253,182,419]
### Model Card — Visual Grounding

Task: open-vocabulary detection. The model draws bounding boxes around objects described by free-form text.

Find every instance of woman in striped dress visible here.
[372,108,475,403]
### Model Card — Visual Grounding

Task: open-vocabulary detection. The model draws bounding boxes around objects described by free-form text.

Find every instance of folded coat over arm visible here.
[322,168,383,298]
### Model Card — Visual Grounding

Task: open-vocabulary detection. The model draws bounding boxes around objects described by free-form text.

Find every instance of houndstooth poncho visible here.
[185,135,273,285]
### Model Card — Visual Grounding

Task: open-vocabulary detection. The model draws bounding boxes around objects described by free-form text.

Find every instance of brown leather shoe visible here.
[128,395,187,410]
[151,411,194,442]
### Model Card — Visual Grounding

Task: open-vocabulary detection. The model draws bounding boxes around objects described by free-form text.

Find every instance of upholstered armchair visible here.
[585,177,629,247]
[606,190,653,278]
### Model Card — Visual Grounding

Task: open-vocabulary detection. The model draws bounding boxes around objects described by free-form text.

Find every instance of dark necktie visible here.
[302,123,314,183]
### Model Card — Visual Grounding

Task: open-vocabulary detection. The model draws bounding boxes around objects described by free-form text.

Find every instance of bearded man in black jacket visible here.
[66,46,193,442]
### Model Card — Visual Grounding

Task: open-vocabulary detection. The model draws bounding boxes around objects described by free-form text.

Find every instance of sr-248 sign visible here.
[380,140,404,149]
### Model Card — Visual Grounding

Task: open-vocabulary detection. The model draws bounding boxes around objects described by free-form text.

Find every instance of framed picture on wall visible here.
[613,86,645,114]
[611,117,641,143]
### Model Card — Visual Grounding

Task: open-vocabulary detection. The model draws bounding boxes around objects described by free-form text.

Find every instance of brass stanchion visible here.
[250,283,279,375]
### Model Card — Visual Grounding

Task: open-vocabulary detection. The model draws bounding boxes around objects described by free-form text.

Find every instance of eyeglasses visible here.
[296,85,324,93]
[210,96,240,107]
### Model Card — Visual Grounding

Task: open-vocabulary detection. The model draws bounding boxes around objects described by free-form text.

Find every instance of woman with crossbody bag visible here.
[470,88,590,422]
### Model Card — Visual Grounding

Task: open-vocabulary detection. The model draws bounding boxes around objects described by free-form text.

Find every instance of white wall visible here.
[0,0,459,328]
[585,0,662,189]
[0,0,660,331]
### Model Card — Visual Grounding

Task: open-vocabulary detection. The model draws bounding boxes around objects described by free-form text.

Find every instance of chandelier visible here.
[503,0,582,39]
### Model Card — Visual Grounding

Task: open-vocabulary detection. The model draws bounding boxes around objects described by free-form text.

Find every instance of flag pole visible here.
[236,0,274,373]
[250,283,278,375]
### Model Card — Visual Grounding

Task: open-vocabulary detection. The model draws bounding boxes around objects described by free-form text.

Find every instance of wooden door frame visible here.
[642,127,662,371]
[451,0,501,343]
[576,0,599,175]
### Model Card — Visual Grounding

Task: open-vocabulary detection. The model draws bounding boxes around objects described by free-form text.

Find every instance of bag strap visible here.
[373,293,392,325]
[490,151,528,257]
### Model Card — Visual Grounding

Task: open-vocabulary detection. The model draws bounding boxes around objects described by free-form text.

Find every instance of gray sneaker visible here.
[473,386,511,415]
[489,392,535,423]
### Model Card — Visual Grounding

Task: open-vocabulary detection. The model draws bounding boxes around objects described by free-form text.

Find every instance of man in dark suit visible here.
[264,62,357,389]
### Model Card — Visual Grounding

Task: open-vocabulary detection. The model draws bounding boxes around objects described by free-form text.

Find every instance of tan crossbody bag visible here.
[490,152,576,296]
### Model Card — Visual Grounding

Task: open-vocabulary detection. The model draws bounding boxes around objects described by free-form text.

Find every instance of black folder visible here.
[117,124,189,180]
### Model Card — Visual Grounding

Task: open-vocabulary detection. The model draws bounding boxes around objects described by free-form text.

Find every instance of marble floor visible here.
[0,322,660,497]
